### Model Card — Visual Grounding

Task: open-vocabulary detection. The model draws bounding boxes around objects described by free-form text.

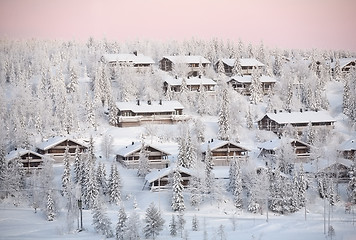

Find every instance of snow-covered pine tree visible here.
[265,89,274,113]
[101,134,113,161]
[0,147,7,198]
[246,107,253,129]
[205,146,214,194]
[92,201,114,238]
[108,100,118,126]
[192,215,199,231]
[217,59,225,75]
[273,50,282,77]
[171,169,185,212]
[85,92,96,129]
[269,169,291,214]
[189,175,202,209]
[144,202,165,240]
[83,165,99,209]
[124,210,141,240]
[249,68,263,104]
[108,164,122,205]
[185,131,196,169]
[46,190,55,221]
[137,146,150,177]
[169,214,177,237]
[232,158,243,209]
[177,213,186,238]
[218,88,230,141]
[197,82,208,115]
[347,165,356,204]
[96,162,108,195]
[73,146,82,184]
[232,58,242,76]
[116,206,128,240]
[61,146,71,197]
[294,165,308,208]
[333,59,341,81]
[177,135,188,168]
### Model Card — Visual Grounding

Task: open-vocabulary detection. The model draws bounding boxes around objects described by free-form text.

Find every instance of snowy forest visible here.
[0,37,356,240]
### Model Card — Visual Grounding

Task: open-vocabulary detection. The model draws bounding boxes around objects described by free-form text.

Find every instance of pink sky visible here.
[1,0,356,51]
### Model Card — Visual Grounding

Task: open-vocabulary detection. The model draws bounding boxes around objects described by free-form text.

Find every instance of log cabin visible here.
[159,55,210,77]
[163,75,216,94]
[201,139,250,166]
[101,52,155,71]
[6,149,53,173]
[36,137,88,163]
[258,138,312,163]
[215,58,265,76]
[115,100,189,127]
[226,74,276,95]
[257,110,336,135]
[116,142,170,169]
[338,138,356,161]
[143,166,195,191]
[330,58,356,76]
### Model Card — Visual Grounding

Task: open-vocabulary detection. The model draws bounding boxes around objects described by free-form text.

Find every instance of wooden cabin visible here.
[101,53,155,70]
[330,58,356,76]
[215,58,265,76]
[6,149,53,173]
[163,75,216,94]
[338,138,356,161]
[115,100,189,127]
[159,55,210,77]
[226,75,276,95]
[257,110,336,135]
[143,166,195,191]
[116,142,170,169]
[201,139,249,166]
[258,138,312,163]
[36,137,87,163]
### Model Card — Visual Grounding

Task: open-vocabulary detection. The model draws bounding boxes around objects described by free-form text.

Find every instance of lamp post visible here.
[77,199,83,231]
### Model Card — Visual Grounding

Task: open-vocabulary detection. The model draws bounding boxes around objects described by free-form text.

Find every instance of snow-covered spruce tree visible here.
[96,162,108,195]
[83,165,99,209]
[85,92,96,130]
[185,131,197,169]
[189,175,203,209]
[333,59,341,81]
[125,210,141,240]
[249,69,263,104]
[3,157,25,198]
[192,215,199,231]
[108,100,118,126]
[232,58,242,76]
[171,169,185,212]
[144,202,165,240]
[231,158,243,209]
[177,213,186,238]
[246,107,253,129]
[137,147,150,177]
[46,190,55,221]
[92,201,114,238]
[275,138,296,175]
[197,82,208,115]
[347,165,356,204]
[269,169,293,214]
[116,206,128,240]
[265,89,274,113]
[217,59,225,76]
[73,146,82,184]
[193,118,206,143]
[101,133,113,161]
[343,70,356,122]
[273,50,282,77]
[294,164,308,208]
[108,164,122,205]
[169,214,177,237]
[0,146,6,196]
[61,146,71,198]
[204,146,214,194]
[177,136,188,168]
[218,88,230,141]
[217,224,226,240]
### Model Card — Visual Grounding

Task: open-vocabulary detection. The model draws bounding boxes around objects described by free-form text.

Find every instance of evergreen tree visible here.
[137,147,150,177]
[347,165,356,204]
[249,69,263,104]
[171,169,185,212]
[231,158,243,209]
[333,59,341,81]
[217,60,225,75]
[101,134,113,161]
[116,206,128,240]
[108,164,122,205]
[143,202,165,240]
[205,146,214,194]
[0,147,7,198]
[192,215,199,231]
[73,146,82,184]
[46,190,55,221]
[61,146,71,197]
[125,210,141,240]
[108,100,119,126]
[189,175,202,209]
[232,58,242,76]
[169,214,177,237]
[96,162,108,195]
[83,166,99,209]
[92,202,114,238]
[177,213,186,238]
[218,88,230,141]
[294,165,308,208]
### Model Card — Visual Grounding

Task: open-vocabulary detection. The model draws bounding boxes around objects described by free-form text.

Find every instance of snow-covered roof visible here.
[6,148,45,161]
[201,139,250,153]
[165,75,217,86]
[339,138,356,151]
[258,138,310,151]
[228,75,277,83]
[145,165,195,183]
[330,58,356,69]
[116,100,184,113]
[162,55,210,64]
[36,136,87,151]
[116,142,171,157]
[261,111,336,124]
[102,53,155,65]
[304,158,353,174]
[219,58,265,67]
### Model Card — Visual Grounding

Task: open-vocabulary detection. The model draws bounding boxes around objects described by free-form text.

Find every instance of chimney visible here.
[132,142,134,145]
[211,139,214,142]
[274,109,277,114]
[300,108,303,113]
[159,99,162,105]
[199,75,202,79]
[148,100,151,105]
[288,109,291,113]
[137,99,140,105]
[133,50,138,56]
[175,75,178,79]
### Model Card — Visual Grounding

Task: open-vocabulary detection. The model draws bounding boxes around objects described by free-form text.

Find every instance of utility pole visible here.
[324,197,326,234]
[78,199,83,231]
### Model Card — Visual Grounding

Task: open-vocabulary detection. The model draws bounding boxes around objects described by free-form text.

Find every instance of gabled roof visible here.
[145,165,195,183]
[165,75,217,86]
[258,138,311,151]
[116,100,184,113]
[330,58,356,69]
[102,53,155,65]
[218,58,265,67]
[339,138,356,151]
[116,142,171,157]
[259,111,336,124]
[36,136,87,151]
[6,148,46,162]
[228,75,277,84]
[161,55,210,64]
[201,139,250,153]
